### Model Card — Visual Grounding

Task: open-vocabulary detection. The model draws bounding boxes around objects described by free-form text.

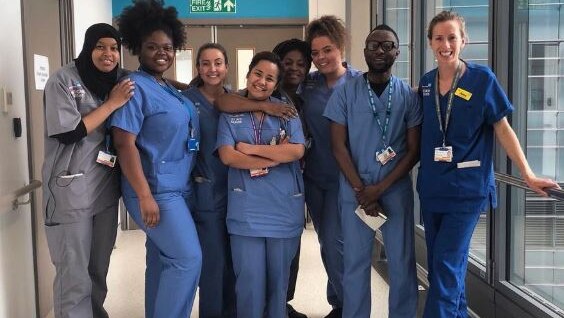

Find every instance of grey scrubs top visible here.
[42,62,122,223]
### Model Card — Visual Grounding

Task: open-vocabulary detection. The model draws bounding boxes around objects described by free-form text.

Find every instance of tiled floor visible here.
[104,224,390,318]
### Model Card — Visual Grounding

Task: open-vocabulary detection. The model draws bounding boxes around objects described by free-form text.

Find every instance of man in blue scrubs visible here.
[324,25,421,318]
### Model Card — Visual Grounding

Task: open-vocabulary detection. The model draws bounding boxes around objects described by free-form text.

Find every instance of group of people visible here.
[42,1,559,318]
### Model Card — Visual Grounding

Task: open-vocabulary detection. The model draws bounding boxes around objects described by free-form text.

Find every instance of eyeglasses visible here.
[365,41,396,52]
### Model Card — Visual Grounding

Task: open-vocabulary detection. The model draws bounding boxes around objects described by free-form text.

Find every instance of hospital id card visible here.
[249,167,269,178]
[96,150,117,167]
[376,146,396,165]
[434,146,453,162]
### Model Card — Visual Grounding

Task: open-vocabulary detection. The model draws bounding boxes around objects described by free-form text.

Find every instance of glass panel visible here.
[509,185,564,311]
[236,48,254,90]
[469,214,487,266]
[384,0,411,83]
[175,49,193,84]
[510,1,564,314]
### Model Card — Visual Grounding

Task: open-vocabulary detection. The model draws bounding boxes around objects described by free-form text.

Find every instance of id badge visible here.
[375,146,396,165]
[249,167,269,178]
[187,138,199,152]
[96,150,117,167]
[434,146,453,162]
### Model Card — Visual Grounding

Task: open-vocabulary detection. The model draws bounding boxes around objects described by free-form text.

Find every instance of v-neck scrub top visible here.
[216,97,306,238]
[110,70,199,197]
[417,62,513,213]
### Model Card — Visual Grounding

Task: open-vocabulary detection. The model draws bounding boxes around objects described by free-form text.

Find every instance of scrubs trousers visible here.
[341,183,417,318]
[304,177,344,309]
[193,209,237,318]
[231,235,300,318]
[45,204,118,318]
[422,210,481,318]
[124,192,202,318]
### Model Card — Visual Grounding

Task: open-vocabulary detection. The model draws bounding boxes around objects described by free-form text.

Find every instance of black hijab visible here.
[74,23,121,100]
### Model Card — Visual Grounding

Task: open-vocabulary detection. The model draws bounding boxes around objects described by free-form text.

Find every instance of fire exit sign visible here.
[190,0,236,13]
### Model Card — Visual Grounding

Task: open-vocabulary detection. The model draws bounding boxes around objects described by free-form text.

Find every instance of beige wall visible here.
[308,0,371,71]
[73,0,113,57]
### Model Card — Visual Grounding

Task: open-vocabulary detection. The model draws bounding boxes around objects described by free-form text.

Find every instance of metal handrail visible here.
[494,172,564,201]
[0,179,42,211]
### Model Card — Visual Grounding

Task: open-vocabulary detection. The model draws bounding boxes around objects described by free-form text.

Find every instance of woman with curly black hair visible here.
[110,1,202,317]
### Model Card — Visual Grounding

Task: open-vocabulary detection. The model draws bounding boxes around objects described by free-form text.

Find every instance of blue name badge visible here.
[187,138,199,152]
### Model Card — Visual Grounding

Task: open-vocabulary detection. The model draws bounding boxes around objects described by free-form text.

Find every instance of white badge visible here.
[434,146,453,162]
[96,150,117,167]
[376,146,396,165]
[249,167,269,178]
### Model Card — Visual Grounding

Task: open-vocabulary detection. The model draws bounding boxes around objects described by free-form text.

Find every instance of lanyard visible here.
[434,61,462,147]
[366,75,393,147]
[249,112,266,144]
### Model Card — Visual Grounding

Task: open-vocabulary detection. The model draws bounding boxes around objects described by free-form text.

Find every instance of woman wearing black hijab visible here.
[42,23,134,318]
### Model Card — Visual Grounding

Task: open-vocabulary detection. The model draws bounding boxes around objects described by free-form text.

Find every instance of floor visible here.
[104,224,391,318]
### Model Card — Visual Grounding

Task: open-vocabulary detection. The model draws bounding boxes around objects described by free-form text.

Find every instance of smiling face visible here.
[310,36,343,76]
[139,30,175,77]
[281,49,307,89]
[246,60,279,101]
[197,48,228,87]
[364,30,399,73]
[429,19,466,66]
[91,37,120,72]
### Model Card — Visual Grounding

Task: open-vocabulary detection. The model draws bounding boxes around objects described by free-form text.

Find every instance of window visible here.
[509,1,564,312]
[383,0,411,83]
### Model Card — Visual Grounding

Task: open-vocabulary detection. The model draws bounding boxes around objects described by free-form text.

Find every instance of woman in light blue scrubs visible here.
[418,11,559,318]
[111,1,201,318]
[182,43,236,318]
[301,15,362,318]
[217,51,305,318]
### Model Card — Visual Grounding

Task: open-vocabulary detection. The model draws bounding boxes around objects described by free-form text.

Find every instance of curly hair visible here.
[305,15,347,52]
[247,51,284,85]
[117,0,186,55]
[272,39,312,73]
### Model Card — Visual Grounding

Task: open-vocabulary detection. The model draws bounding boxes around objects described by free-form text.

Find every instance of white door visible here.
[0,0,37,316]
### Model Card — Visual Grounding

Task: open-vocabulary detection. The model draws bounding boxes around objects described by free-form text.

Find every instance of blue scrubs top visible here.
[417,62,513,213]
[182,86,228,213]
[216,97,305,238]
[299,66,363,188]
[324,75,422,201]
[110,70,200,198]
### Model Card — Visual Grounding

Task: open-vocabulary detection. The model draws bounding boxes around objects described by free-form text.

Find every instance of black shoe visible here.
[323,308,342,318]
[287,304,308,318]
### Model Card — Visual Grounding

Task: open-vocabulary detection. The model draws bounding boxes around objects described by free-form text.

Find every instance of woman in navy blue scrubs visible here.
[417,10,559,318]
[182,43,237,318]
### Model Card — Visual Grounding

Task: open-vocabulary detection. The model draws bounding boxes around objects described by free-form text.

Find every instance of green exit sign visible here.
[190,0,236,13]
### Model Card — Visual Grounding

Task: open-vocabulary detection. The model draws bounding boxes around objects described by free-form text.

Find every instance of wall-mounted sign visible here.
[190,0,236,13]
[34,54,49,91]
[113,0,307,20]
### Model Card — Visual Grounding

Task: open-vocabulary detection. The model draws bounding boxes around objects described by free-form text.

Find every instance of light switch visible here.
[0,87,6,113]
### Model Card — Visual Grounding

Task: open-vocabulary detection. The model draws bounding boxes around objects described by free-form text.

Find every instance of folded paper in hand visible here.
[354,205,387,232]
